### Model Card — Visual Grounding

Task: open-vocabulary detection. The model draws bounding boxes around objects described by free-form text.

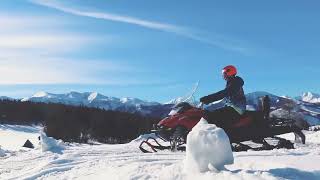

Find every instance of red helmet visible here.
[222,65,237,80]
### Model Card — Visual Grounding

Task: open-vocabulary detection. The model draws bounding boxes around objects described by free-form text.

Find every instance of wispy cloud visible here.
[30,0,181,32]
[0,13,105,54]
[30,0,252,54]
[0,57,137,84]
[0,13,137,85]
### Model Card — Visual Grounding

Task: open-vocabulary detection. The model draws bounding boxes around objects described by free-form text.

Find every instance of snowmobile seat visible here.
[232,115,252,128]
[232,111,264,128]
[232,111,254,128]
[232,95,271,129]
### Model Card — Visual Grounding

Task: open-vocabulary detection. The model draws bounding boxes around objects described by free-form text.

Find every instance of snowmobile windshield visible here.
[168,102,192,116]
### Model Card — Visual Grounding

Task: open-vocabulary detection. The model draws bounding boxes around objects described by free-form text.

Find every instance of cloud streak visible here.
[0,57,137,84]
[0,13,106,55]
[30,0,251,54]
[30,0,181,32]
[0,13,137,85]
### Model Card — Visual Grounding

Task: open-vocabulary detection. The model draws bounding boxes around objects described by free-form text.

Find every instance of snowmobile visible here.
[139,96,306,153]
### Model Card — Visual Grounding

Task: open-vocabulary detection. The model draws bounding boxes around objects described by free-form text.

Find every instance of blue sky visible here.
[0,0,319,102]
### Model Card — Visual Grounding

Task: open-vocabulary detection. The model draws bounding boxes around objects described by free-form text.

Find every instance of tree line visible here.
[0,100,159,143]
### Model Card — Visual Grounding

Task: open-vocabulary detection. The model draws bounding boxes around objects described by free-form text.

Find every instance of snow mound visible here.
[40,132,65,153]
[0,147,6,157]
[185,118,234,172]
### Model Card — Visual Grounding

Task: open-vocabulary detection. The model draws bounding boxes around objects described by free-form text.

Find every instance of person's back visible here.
[224,75,246,114]
[200,65,246,127]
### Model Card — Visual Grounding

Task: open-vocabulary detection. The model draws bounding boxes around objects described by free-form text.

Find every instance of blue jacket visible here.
[200,76,246,114]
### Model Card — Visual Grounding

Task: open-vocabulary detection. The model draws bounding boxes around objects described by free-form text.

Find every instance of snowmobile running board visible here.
[139,136,296,153]
[139,137,186,153]
[139,137,171,153]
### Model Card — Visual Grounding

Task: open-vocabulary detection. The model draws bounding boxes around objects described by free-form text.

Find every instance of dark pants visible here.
[204,106,241,128]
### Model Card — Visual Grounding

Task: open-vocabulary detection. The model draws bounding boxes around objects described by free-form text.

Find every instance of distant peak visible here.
[33,91,49,98]
[120,97,130,103]
[301,92,320,103]
[302,92,317,97]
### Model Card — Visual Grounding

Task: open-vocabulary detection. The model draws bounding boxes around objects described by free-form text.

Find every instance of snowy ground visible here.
[1,125,320,180]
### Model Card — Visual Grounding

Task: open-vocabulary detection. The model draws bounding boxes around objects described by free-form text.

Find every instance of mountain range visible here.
[2,91,320,125]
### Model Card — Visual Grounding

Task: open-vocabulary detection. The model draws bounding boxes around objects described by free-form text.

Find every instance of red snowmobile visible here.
[139,97,306,153]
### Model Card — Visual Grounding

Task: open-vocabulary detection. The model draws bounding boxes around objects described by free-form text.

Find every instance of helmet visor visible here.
[222,70,228,80]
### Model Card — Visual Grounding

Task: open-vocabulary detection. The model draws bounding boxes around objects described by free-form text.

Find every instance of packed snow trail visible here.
[1,125,320,180]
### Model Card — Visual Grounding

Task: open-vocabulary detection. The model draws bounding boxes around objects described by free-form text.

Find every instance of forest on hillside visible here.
[0,100,158,143]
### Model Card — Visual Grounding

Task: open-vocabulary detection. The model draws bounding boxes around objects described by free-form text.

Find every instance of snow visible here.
[185,118,234,172]
[87,92,98,102]
[1,125,320,179]
[301,92,320,104]
[33,91,49,98]
[166,97,185,105]
[40,132,65,153]
[0,147,5,157]
[0,124,40,151]
[309,125,320,131]
[120,97,159,106]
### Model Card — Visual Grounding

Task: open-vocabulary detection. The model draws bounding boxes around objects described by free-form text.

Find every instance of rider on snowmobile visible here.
[200,65,246,127]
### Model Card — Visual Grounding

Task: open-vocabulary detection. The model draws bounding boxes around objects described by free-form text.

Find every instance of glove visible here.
[200,96,210,105]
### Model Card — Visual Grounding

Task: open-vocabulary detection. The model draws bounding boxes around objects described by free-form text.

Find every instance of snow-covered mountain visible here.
[299,92,320,104]
[22,91,159,107]
[20,91,169,117]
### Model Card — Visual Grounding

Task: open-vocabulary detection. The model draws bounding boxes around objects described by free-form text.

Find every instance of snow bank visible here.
[307,131,320,144]
[40,132,65,153]
[0,125,40,151]
[185,118,234,172]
